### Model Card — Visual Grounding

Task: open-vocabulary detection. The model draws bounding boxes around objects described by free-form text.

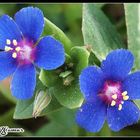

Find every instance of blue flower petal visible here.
[101,49,134,81]
[0,52,17,80]
[79,66,104,100]
[107,101,140,132]
[14,7,44,43]
[34,36,65,70]
[11,64,36,100]
[76,98,107,132]
[0,15,22,50]
[123,72,140,100]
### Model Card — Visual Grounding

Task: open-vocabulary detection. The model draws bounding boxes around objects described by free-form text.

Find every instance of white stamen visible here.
[6,39,11,45]
[5,46,13,52]
[122,91,127,96]
[12,52,17,58]
[123,95,129,101]
[111,94,117,100]
[15,47,21,52]
[13,39,17,46]
[111,100,116,106]
[118,104,122,111]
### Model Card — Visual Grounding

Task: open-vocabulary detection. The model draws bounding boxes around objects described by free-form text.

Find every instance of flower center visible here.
[5,39,36,65]
[99,80,129,111]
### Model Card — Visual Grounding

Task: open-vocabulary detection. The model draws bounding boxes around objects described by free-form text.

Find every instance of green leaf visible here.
[50,80,83,109]
[134,100,140,109]
[13,98,33,119]
[35,107,78,136]
[70,46,89,76]
[59,70,72,78]
[43,17,73,54]
[40,70,81,109]
[13,95,62,120]
[39,70,59,87]
[82,4,125,61]
[124,4,140,69]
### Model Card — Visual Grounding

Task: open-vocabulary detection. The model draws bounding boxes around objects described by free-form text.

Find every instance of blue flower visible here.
[0,7,65,100]
[76,49,140,132]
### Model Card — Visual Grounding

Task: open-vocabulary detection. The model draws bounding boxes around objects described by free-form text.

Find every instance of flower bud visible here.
[63,75,75,86]
[32,90,52,118]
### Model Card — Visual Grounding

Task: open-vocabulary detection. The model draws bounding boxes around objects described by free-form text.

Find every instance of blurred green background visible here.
[0,3,140,137]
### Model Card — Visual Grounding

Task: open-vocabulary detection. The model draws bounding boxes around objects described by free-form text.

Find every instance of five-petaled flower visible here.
[76,49,140,132]
[0,7,65,99]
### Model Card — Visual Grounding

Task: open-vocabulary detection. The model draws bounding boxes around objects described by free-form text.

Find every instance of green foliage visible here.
[124,4,140,111]
[82,4,125,61]
[43,17,73,54]
[49,81,83,109]
[70,47,90,76]
[13,95,62,120]
[35,108,78,136]
[0,3,140,137]
[124,4,140,70]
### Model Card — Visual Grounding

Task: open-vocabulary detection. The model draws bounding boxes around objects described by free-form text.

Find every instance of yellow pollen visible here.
[122,91,127,96]
[118,104,122,111]
[5,46,13,52]
[15,47,21,52]
[112,94,117,100]
[12,52,17,58]
[6,39,11,45]
[13,39,17,46]
[111,100,116,106]
[123,95,129,101]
